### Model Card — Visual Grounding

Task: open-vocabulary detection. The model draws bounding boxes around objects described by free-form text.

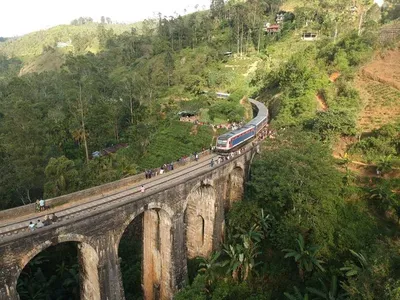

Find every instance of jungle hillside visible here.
[1,0,400,299]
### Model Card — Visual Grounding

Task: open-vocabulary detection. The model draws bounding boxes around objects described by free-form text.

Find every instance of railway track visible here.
[0,153,220,240]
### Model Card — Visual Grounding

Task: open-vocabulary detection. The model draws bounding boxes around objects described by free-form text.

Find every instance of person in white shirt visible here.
[140,185,145,193]
[28,222,36,231]
[39,199,45,211]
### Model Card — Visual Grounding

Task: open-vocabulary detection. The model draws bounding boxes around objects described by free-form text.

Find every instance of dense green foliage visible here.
[264,33,373,130]
[3,0,400,299]
[349,121,400,165]
[17,243,80,300]
[139,121,214,169]
[177,129,400,299]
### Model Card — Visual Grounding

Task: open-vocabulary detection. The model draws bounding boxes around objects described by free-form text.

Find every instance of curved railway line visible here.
[0,97,268,244]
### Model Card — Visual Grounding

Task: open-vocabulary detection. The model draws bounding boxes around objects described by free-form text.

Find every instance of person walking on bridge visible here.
[140,185,145,193]
[210,159,214,168]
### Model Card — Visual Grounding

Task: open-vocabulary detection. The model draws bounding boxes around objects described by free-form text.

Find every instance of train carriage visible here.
[215,97,268,152]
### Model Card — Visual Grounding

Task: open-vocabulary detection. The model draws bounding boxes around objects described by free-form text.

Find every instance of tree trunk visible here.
[241,23,244,57]
[79,84,89,164]
[237,23,240,55]
[334,22,338,42]
[358,10,365,36]
[129,94,134,125]
[115,119,119,142]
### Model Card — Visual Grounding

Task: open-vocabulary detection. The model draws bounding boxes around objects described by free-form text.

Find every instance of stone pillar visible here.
[78,243,100,300]
[169,213,188,292]
[143,209,173,300]
[186,185,216,259]
[97,234,125,300]
[228,167,244,207]
[0,275,18,300]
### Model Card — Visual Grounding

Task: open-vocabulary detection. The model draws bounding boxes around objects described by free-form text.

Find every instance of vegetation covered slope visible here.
[0,21,143,74]
[0,22,142,58]
[1,0,400,299]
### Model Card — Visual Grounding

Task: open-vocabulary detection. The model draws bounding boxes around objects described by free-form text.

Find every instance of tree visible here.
[369,182,396,213]
[283,234,325,280]
[164,50,174,87]
[44,156,79,198]
[64,54,103,163]
[223,224,262,282]
[248,130,343,252]
[210,0,225,20]
[376,155,394,175]
[307,109,357,140]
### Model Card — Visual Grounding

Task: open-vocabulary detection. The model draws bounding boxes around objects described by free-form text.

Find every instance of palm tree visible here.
[369,183,396,212]
[307,276,347,300]
[377,155,393,175]
[257,208,275,239]
[283,234,325,280]
[284,286,309,300]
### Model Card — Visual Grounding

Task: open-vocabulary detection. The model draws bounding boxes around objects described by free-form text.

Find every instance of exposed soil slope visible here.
[355,45,400,133]
[333,45,400,178]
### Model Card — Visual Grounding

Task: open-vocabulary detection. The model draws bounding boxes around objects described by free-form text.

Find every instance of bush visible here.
[139,121,213,169]
[208,101,244,123]
[305,109,357,140]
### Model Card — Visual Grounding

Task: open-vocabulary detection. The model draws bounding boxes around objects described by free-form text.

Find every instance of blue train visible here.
[215,95,269,152]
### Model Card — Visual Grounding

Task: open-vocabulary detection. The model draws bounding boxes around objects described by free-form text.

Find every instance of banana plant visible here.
[283,234,325,281]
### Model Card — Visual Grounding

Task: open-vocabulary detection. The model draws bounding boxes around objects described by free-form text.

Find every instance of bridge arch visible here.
[185,181,216,259]
[116,202,175,246]
[117,203,175,300]
[16,234,100,300]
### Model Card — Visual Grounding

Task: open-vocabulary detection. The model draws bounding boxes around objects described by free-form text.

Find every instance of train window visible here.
[217,140,227,146]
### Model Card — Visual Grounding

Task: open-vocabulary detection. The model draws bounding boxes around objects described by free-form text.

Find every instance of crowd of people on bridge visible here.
[26,125,275,230]
[143,148,213,181]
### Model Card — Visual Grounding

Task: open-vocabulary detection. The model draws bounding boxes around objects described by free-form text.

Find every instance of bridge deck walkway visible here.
[0,152,218,239]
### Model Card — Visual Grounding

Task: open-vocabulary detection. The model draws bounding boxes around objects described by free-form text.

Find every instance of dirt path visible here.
[244,61,259,77]
[316,93,328,111]
[315,72,340,111]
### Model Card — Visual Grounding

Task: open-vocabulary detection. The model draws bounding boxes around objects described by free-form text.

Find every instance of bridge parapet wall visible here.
[0,150,212,222]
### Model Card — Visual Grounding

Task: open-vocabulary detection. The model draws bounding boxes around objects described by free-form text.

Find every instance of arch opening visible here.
[16,241,99,300]
[118,207,173,300]
[118,212,144,300]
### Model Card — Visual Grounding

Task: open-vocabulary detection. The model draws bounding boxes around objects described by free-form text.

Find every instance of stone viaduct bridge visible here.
[0,145,260,300]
